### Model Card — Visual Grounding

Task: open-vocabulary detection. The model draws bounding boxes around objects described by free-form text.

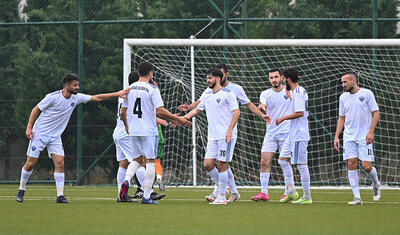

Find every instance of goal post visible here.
[123,38,400,187]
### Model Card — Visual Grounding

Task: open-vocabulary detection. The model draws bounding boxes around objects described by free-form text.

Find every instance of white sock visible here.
[227,168,238,194]
[19,168,33,190]
[54,172,65,197]
[278,159,295,193]
[218,170,228,199]
[260,172,270,195]
[143,163,155,199]
[124,161,141,182]
[348,170,361,199]
[297,164,311,199]
[117,167,126,193]
[368,167,380,187]
[136,167,146,187]
[207,168,219,195]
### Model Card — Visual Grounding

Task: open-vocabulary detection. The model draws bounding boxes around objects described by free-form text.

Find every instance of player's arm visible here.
[334,116,345,152]
[156,107,191,126]
[245,102,271,123]
[276,111,303,126]
[120,107,129,134]
[26,105,41,140]
[225,109,240,143]
[258,101,266,113]
[183,108,202,120]
[178,100,201,112]
[366,110,379,145]
[90,88,130,102]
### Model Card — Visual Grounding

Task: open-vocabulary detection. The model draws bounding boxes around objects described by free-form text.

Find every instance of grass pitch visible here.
[1,185,399,234]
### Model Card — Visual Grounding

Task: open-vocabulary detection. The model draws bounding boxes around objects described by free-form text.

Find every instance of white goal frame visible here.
[123,38,400,186]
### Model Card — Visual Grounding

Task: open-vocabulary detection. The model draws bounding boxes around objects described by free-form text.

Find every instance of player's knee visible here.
[119,160,129,168]
[203,162,214,171]
[361,162,372,173]
[24,158,37,171]
[54,159,64,169]
[347,159,358,170]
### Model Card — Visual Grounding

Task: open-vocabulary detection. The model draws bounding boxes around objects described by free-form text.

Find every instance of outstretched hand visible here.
[118,87,130,99]
[178,102,190,112]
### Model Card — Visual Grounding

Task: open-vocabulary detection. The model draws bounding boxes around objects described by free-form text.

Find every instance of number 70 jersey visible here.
[122,81,164,136]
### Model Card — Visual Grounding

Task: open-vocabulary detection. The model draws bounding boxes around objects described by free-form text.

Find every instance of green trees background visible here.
[0,0,398,183]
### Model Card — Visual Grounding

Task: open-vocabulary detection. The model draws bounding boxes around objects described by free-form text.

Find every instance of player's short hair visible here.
[62,73,79,85]
[268,68,282,75]
[283,67,299,83]
[342,71,357,80]
[129,71,140,84]
[206,68,224,79]
[215,63,228,73]
[138,62,154,77]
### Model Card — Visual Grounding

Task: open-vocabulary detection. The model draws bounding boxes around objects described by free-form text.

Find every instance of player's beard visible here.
[208,81,216,89]
[69,88,78,95]
[344,85,352,92]
[286,83,291,91]
[272,82,280,88]
[220,77,227,86]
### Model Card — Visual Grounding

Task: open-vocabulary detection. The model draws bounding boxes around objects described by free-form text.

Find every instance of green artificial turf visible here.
[1,185,399,234]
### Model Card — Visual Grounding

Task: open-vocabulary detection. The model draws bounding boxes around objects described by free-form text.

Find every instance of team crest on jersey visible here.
[216,98,221,103]
[71,102,75,107]
[359,96,365,102]
[284,95,289,100]
[32,146,36,151]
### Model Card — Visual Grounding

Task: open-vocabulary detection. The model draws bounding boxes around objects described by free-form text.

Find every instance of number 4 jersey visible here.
[122,81,164,136]
[289,85,310,142]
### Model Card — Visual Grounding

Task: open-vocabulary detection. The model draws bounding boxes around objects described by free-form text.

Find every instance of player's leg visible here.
[252,135,275,201]
[114,136,130,199]
[141,136,159,204]
[16,136,45,202]
[155,158,165,191]
[210,160,228,205]
[204,140,218,202]
[344,141,362,205]
[278,139,298,203]
[52,154,70,203]
[225,138,239,202]
[359,141,381,201]
[292,141,312,204]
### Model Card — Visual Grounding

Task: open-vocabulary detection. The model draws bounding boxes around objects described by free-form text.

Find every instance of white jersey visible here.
[289,86,310,141]
[122,81,164,136]
[339,88,379,141]
[33,90,91,137]
[112,99,128,139]
[259,88,291,138]
[200,81,250,105]
[197,88,239,140]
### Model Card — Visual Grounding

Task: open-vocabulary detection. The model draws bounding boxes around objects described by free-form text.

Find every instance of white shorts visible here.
[261,133,288,153]
[205,138,237,163]
[279,139,308,164]
[343,140,374,162]
[26,134,64,158]
[113,135,131,162]
[129,136,158,161]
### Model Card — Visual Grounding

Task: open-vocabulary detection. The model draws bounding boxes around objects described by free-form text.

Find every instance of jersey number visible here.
[220,150,226,157]
[133,98,143,118]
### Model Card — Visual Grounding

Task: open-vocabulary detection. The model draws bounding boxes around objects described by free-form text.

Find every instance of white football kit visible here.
[122,82,164,160]
[198,88,239,162]
[339,88,379,161]
[280,86,310,164]
[27,91,91,158]
[113,99,131,162]
[259,88,291,153]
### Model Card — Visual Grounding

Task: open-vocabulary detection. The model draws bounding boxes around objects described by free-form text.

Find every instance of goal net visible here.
[123,39,400,187]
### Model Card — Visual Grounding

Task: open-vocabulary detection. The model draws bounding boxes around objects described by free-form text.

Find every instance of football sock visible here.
[124,161,140,182]
[136,167,146,188]
[117,167,126,193]
[207,167,219,195]
[54,172,65,197]
[260,172,270,195]
[143,163,155,199]
[348,170,361,199]
[278,159,295,193]
[227,168,238,194]
[155,159,162,177]
[368,167,379,187]
[218,170,228,198]
[297,164,311,199]
[19,168,32,190]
